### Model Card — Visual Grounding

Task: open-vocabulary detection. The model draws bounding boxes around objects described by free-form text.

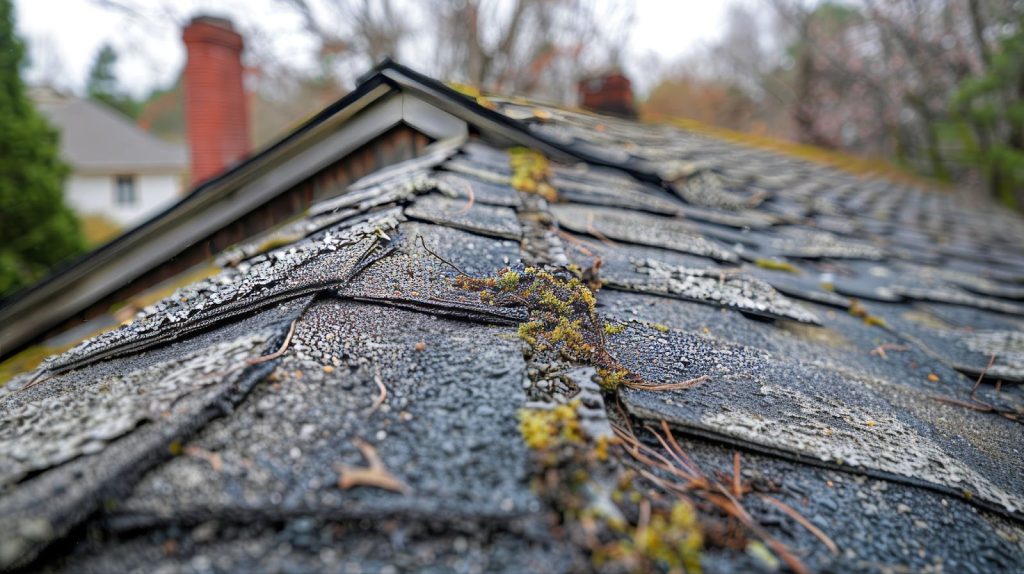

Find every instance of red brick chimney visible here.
[578,71,637,118]
[182,16,250,184]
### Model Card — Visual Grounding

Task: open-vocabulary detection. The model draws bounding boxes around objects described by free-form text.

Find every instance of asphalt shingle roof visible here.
[3,64,1024,573]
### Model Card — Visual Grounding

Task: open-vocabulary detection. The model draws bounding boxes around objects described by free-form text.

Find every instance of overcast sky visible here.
[14,0,733,98]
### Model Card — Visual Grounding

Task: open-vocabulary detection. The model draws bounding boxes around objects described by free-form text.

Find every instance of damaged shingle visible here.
[608,258,820,324]
[37,214,398,375]
[404,193,522,240]
[550,204,738,263]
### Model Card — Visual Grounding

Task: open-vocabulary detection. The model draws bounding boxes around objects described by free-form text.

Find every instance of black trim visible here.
[370,60,663,185]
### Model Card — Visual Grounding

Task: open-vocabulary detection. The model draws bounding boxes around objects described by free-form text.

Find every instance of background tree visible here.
[0,0,85,297]
[278,0,631,102]
[948,13,1024,208]
[85,43,140,118]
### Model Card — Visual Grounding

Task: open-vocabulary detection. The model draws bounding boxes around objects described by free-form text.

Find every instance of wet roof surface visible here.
[3,74,1024,573]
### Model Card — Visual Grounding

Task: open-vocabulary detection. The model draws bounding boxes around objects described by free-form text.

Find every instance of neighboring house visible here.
[3,25,1024,574]
[32,89,187,227]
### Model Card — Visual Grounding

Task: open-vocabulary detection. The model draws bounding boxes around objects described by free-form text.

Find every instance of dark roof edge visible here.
[370,60,663,185]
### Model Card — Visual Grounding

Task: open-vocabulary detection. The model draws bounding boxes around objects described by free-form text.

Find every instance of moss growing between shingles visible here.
[519,400,584,451]
[508,147,559,201]
[848,299,887,328]
[595,501,704,573]
[604,321,627,335]
[596,367,631,391]
[519,401,705,573]
[755,258,799,274]
[497,270,521,290]
[456,266,642,390]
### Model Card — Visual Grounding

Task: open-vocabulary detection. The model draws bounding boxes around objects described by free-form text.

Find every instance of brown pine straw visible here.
[626,375,709,392]
[246,318,298,365]
[365,371,388,416]
[450,179,475,215]
[759,494,839,556]
[930,353,1019,421]
[611,402,837,574]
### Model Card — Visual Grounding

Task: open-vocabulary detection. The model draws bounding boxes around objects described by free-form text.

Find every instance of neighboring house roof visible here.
[34,91,187,174]
[2,62,1024,573]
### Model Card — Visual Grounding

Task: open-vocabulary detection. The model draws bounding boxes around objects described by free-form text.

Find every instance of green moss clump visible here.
[508,148,558,201]
[596,367,631,391]
[651,323,670,333]
[497,270,521,290]
[604,322,626,335]
[595,501,703,573]
[848,299,887,328]
[456,266,642,390]
[518,400,584,451]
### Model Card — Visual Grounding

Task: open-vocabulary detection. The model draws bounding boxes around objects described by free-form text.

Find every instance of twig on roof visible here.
[970,353,997,406]
[451,179,475,216]
[415,235,469,276]
[611,407,812,574]
[732,452,743,498]
[626,375,709,392]
[759,494,839,556]
[556,229,601,258]
[246,318,299,365]
[930,353,1019,421]
[365,370,388,417]
[335,438,410,494]
[869,343,909,360]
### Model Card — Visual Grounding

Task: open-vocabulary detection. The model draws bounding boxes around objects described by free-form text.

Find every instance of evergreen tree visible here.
[951,17,1024,209]
[86,43,138,118]
[0,0,85,297]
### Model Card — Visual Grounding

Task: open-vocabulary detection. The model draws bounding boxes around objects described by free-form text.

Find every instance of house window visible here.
[115,175,136,206]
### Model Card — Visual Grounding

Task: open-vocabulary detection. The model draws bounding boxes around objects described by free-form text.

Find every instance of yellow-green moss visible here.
[596,367,631,391]
[604,322,627,335]
[595,501,703,573]
[508,148,558,201]
[849,299,887,328]
[518,400,584,451]
[755,258,799,273]
[651,322,670,333]
[497,270,521,290]
[457,266,643,390]
[167,439,183,456]
[540,289,572,315]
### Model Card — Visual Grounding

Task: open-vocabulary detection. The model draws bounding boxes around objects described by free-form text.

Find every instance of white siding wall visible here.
[65,173,182,227]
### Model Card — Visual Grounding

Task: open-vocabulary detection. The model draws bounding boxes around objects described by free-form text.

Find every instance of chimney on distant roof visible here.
[578,71,637,118]
[182,15,250,184]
